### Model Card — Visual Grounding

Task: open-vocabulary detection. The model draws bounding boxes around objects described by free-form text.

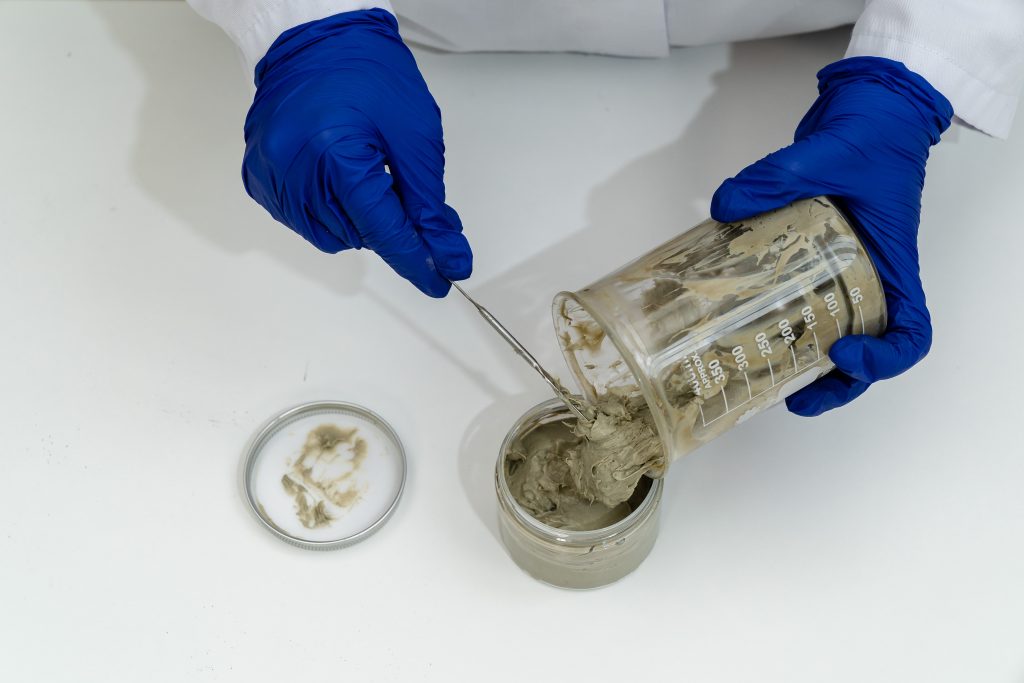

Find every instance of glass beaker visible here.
[553,197,886,472]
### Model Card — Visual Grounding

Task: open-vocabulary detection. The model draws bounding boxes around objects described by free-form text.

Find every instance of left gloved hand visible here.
[711,57,953,416]
[242,9,470,298]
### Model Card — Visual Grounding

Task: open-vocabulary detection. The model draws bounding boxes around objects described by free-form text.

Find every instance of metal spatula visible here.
[450,281,593,422]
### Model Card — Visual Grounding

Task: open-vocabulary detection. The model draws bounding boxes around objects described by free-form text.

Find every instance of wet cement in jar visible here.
[505,396,662,530]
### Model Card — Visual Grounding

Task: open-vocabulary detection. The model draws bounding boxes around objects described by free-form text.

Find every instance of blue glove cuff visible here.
[816,57,954,145]
[254,8,401,87]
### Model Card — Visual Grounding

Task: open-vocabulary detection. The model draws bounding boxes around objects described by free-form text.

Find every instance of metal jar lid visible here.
[241,401,407,551]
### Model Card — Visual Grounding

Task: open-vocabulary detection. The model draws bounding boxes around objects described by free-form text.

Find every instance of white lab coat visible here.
[187,0,1024,138]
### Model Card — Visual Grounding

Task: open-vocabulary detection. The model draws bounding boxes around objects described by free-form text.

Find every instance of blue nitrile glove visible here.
[711,57,953,416]
[242,9,471,297]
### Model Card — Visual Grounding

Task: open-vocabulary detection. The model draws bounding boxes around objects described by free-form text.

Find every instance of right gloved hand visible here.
[242,9,472,297]
[711,57,952,416]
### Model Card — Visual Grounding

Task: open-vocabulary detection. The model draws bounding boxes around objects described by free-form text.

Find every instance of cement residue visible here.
[556,197,886,468]
[282,424,367,529]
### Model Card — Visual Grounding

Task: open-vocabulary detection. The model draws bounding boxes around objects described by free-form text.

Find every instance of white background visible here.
[2,2,1022,681]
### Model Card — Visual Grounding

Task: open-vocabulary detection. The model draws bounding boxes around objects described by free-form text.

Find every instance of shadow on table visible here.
[89,1,369,300]
[89,2,516,404]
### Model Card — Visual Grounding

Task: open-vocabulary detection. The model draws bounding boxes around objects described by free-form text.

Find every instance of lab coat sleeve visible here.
[185,0,394,75]
[846,0,1024,138]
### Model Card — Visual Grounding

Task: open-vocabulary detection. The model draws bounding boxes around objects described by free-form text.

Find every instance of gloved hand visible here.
[242,9,471,297]
[711,57,953,416]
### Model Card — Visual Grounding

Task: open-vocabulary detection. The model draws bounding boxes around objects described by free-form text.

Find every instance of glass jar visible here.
[495,399,664,589]
[553,197,886,471]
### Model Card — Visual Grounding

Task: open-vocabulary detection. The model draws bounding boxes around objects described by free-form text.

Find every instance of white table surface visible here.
[2,3,1022,681]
